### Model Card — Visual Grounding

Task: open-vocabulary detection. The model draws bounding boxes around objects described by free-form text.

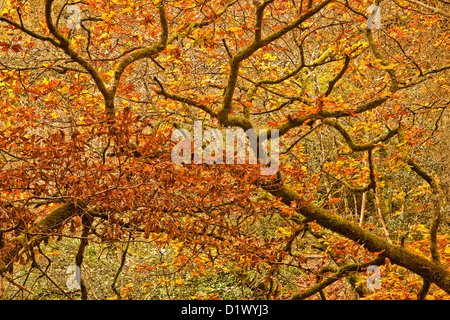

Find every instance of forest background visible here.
[0,0,449,300]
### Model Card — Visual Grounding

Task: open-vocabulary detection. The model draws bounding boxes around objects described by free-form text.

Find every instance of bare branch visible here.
[110,2,169,98]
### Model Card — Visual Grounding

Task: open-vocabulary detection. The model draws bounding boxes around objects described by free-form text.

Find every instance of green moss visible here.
[36,202,77,230]
[266,184,450,294]
[0,202,78,274]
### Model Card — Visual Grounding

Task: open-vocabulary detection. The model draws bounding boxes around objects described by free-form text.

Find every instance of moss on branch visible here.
[0,202,79,273]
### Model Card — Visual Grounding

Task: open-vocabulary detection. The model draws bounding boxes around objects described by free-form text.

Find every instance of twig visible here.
[111,232,132,299]
[0,271,35,295]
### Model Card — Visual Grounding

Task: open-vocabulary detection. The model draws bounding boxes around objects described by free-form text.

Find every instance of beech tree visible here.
[0,0,449,299]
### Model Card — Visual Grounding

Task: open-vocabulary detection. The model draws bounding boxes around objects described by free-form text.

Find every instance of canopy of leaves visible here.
[0,0,449,300]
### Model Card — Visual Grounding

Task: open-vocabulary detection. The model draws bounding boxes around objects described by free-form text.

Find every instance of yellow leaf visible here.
[379,64,394,69]
[228,26,241,32]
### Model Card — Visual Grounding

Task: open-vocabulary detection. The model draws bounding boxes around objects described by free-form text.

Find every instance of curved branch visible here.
[263,182,450,294]
[260,91,396,144]
[321,118,400,152]
[153,77,217,118]
[110,232,132,300]
[324,54,350,97]
[110,2,169,98]
[218,0,333,126]
[44,0,111,111]
[0,16,59,46]
[365,28,399,92]
[398,126,443,264]
[75,213,93,300]
[289,256,385,300]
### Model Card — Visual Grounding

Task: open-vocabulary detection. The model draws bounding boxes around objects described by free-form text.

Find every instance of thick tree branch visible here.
[398,127,443,264]
[263,182,450,294]
[324,54,350,96]
[110,2,169,98]
[321,118,400,152]
[218,0,333,126]
[0,202,79,273]
[289,256,385,300]
[254,0,275,42]
[44,0,111,110]
[0,16,59,46]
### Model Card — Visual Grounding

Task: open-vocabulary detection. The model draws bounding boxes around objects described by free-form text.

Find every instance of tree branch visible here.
[263,182,450,294]
[218,0,333,126]
[321,118,400,152]
[398,126,443,264]
[44,0,112,111]
[289,256,385,300]
[110,2,169,98]
[324,54,350,96]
